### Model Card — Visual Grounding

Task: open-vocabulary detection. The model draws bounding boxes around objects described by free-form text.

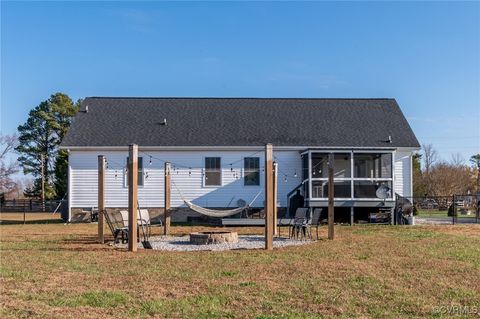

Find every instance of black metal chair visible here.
[289,208,309,240]
[304,208,323,240]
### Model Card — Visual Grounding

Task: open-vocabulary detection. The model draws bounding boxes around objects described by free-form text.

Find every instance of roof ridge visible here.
[86,96,396,101]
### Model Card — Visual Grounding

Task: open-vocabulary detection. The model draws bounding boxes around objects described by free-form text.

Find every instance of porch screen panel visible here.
[312,181,351,198]
[354,153,392,178]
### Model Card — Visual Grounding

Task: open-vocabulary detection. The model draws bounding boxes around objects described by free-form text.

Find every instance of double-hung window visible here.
[125,157,144,186]
[205,157,221,186]
[244,157,260,186]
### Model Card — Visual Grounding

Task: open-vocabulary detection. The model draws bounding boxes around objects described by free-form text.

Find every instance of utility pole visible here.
[41,154,45,212]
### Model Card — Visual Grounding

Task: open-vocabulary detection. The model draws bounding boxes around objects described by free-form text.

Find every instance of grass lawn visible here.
[416,210,477,219]
[1,221,479,318]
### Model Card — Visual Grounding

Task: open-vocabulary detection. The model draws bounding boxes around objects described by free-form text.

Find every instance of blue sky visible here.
[1,1,479,164]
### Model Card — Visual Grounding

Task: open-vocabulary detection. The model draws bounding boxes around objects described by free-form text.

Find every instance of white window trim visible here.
[123,156,145,188]
[203,157,222,188]
[243,156,261,187]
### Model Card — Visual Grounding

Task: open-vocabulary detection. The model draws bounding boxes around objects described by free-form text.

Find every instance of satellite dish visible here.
[376,184,391,199]
[237,199,247,207]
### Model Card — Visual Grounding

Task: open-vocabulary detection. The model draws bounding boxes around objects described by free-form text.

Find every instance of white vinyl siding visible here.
[69,150,302,211]
[394,151,412,197]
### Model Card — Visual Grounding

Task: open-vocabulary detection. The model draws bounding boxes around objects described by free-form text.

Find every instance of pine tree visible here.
[16,93,79,199]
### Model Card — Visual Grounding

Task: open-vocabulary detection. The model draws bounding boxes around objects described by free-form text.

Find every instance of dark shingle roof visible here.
[61,97,420,148]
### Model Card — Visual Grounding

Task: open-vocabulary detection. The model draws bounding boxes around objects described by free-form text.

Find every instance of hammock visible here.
[172,181,262,218]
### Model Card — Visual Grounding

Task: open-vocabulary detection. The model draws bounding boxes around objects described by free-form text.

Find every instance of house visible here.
[60,97,420,223]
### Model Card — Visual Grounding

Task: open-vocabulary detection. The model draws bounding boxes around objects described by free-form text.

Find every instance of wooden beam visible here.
[328,153,335,240]
[128,144,138,252]
[273,161,278,236]
[164,162,171,235]
[264,144,274,250]
[97,155,105,244]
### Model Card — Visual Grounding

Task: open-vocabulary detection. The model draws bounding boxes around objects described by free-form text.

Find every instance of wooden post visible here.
[273,161,278,236]
[98,155,106,244]
[128,144,138,252]
[164,162,171,235]
[265,144,274,250]
[328,153,335,240]
[41,154,45,212]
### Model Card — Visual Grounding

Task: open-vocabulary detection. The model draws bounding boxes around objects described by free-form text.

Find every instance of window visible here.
[205,157,221,186]
[125,157,144,186]
[244,157,260,186]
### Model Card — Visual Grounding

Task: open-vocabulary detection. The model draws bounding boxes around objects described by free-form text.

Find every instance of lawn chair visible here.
[104,209,128,244]
[289,208,309,240]
[304,208,323,240]
[138,209,163,238]
[119,209,162,239]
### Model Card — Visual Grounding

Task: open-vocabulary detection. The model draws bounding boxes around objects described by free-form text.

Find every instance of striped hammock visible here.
[183,200,249,218]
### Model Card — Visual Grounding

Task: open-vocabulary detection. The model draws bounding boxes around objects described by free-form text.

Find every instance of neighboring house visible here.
[60,97,420,223]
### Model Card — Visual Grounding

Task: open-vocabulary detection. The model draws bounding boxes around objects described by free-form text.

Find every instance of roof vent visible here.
[81,105,89,113]
[387,135,392,143]
[160,118,167,126]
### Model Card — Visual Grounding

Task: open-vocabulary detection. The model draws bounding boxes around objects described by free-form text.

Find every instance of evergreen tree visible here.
[470,154,480,194]
[16,93,79,199]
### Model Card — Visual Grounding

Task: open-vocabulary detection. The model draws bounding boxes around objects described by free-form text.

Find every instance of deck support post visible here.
[350,207,354,226]
[328,153,335,240]
[265,144,274,250]
[128,144,138,252]
[164,162,171,235]
[273,161,278,236]
[97,155,105,244]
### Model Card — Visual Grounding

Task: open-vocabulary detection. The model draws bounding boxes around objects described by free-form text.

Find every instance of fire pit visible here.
[189,231,239,245]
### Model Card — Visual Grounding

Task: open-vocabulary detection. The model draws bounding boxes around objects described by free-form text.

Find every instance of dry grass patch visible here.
[1,223,479,318]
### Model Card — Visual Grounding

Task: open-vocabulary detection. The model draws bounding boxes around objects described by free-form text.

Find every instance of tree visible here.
[422,143,438,195]
[470,154,480,194]
[15,93,79,199]
[0,134,19,197]
[412,153,426,197]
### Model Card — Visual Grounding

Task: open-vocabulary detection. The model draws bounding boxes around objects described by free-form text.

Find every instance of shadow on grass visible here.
[0,219,65,225]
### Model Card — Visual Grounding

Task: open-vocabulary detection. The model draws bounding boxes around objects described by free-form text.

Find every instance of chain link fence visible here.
[395,194,479,225]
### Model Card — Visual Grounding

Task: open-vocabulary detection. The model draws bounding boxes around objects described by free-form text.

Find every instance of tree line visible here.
[1,93,80,201]
[413,144,479,197]
[1,93,479,200]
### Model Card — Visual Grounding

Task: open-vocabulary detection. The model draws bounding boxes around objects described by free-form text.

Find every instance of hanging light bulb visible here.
[284,175,288,182]
[230,164,233,172]
[115,170,118,179]
[294,170,298,178]
[149,156,152,165]
[145,172,149,179]
[189,167,192,176]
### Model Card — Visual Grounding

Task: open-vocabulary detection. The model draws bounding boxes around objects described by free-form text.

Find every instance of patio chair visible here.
[304,208,323,240]
[119,209,163,239]
[289,208,309,240]
[104,209,129,244]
